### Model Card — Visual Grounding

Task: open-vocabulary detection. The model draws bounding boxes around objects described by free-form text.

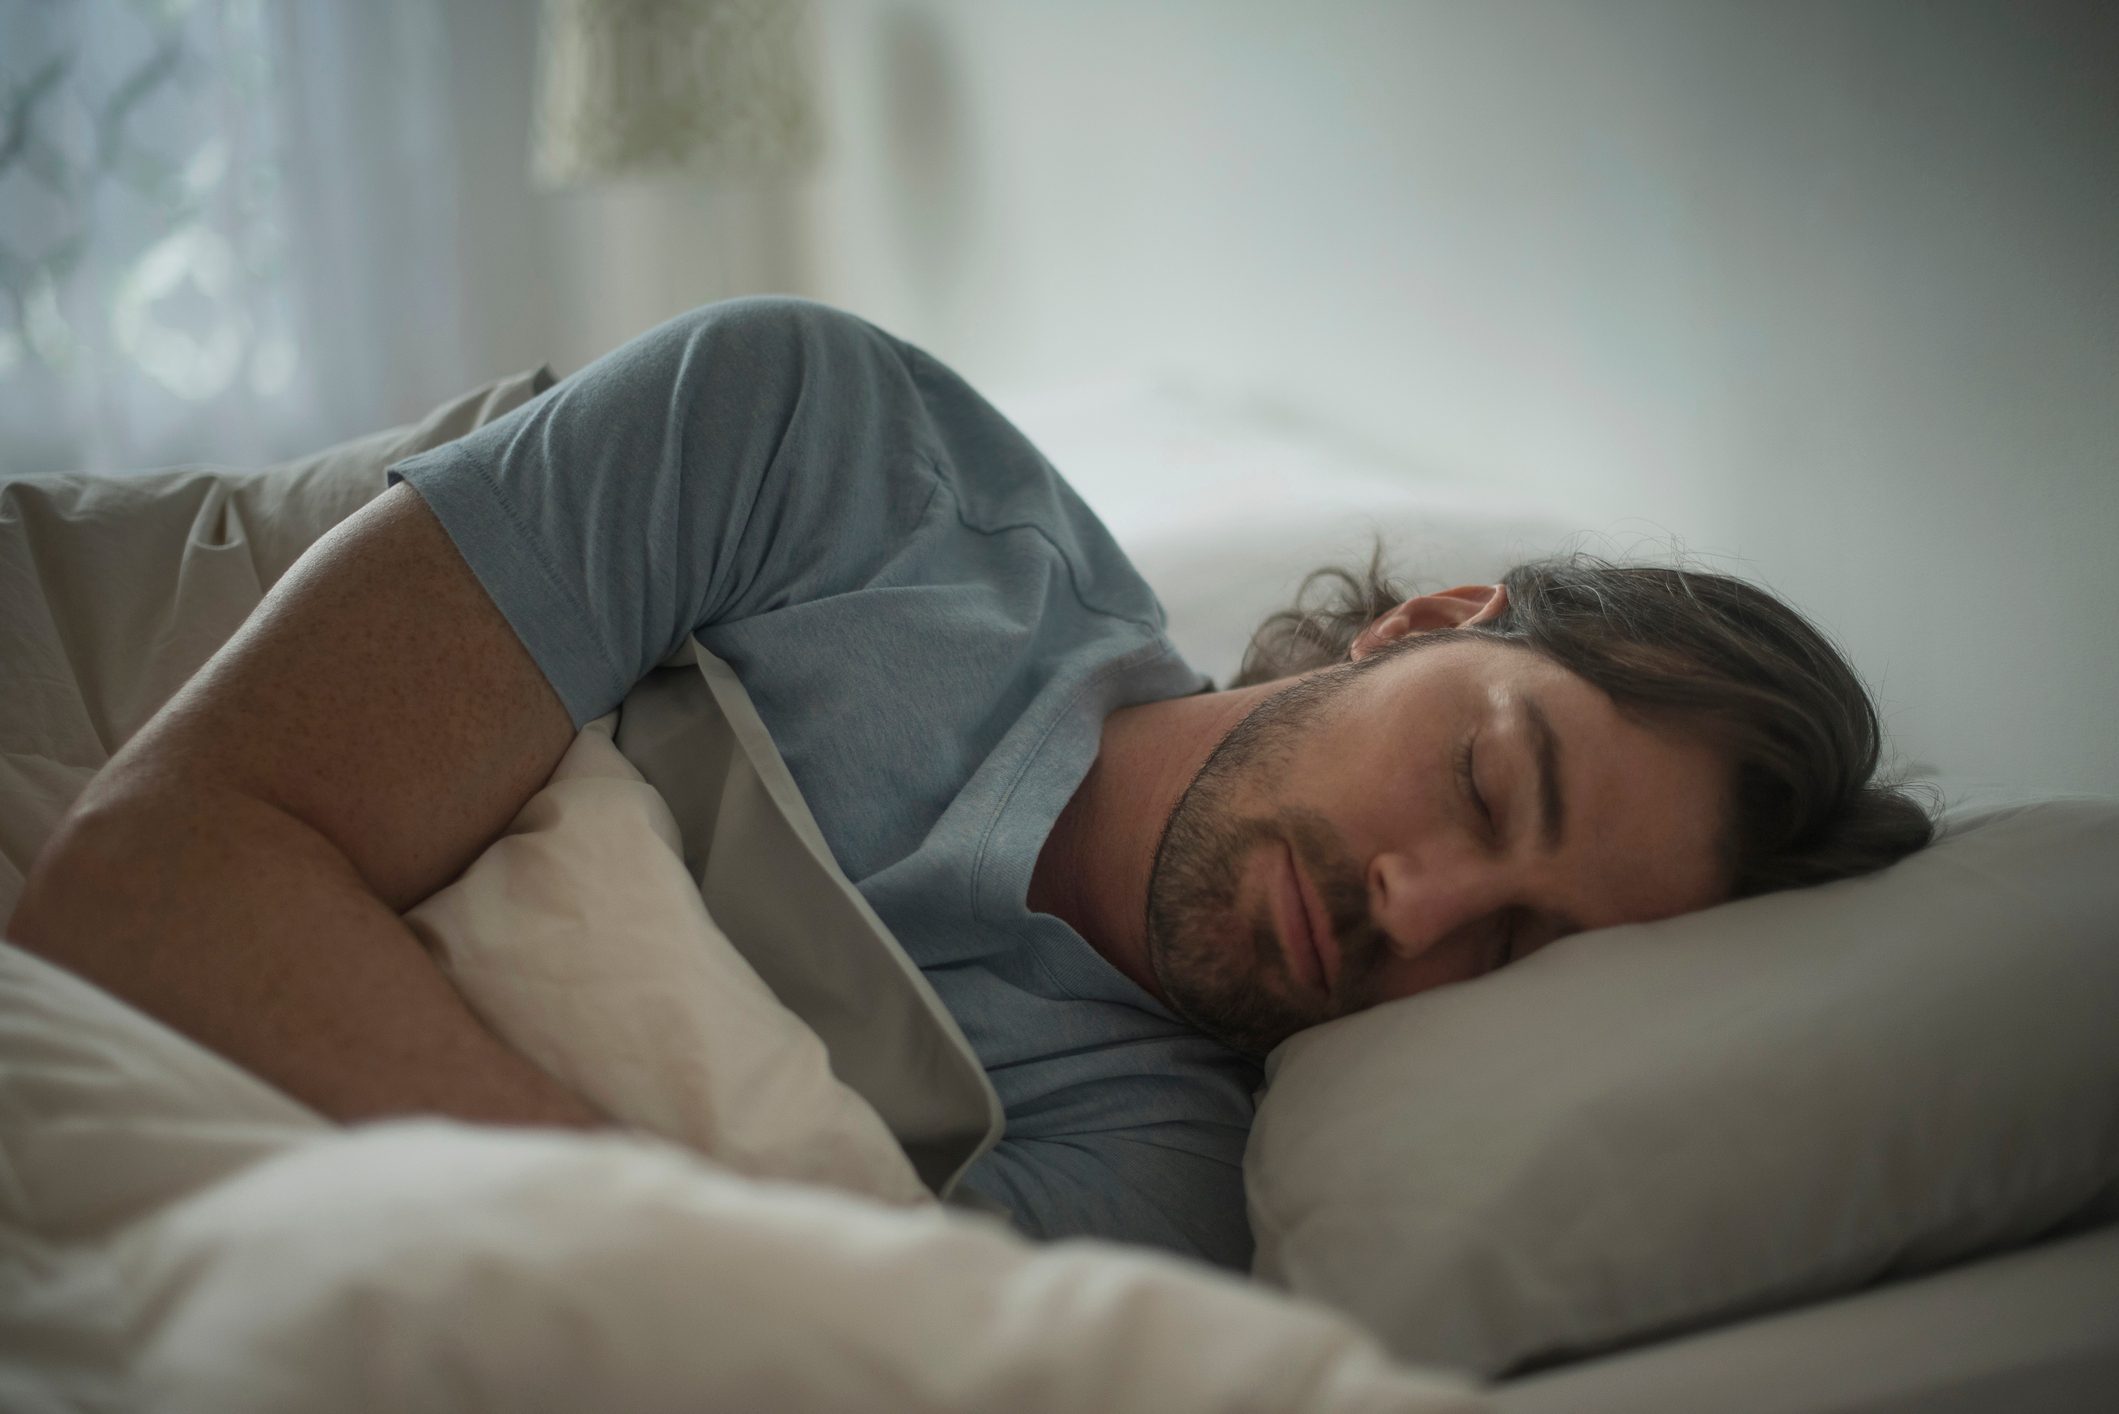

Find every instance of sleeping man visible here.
[9,297,1933,1271]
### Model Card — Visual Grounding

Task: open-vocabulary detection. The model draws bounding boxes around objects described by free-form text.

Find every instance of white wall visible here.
[305,0,2113,795]
[795,0,2119,795]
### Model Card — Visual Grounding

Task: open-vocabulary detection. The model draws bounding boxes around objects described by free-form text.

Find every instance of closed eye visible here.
[1458,736,1518,968]
[1455,737,1492,833]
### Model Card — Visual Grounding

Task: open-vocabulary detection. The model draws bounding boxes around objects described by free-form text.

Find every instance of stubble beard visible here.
[1144,666,1385,1057]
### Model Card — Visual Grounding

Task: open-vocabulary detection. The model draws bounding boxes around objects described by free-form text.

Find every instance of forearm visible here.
[9,785,604,1129]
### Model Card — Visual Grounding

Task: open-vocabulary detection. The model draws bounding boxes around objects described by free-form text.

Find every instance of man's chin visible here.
[1175,993,1335,1059]
[1144,919,1327,1055]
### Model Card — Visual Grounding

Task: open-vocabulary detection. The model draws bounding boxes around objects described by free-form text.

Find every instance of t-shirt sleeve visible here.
[386,296,946,730]
[954,1127,1256,1272]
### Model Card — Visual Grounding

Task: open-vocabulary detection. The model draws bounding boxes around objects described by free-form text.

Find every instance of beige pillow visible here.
[403,714,930,1205]
[1246,790,2119,1377]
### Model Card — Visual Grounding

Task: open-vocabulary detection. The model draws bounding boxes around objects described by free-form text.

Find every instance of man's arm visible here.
[7,483,603,1126]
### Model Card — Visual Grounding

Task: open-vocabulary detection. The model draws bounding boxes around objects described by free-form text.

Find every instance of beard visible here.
[1144,662,1393,1057]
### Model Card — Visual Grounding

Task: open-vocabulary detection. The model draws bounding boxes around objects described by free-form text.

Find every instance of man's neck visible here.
[1027,679,1280,1003]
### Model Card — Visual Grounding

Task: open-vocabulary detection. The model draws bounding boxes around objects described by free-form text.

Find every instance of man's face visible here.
[1144,634,1732,1056]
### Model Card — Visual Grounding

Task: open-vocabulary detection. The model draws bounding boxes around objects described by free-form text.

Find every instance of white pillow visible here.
[1245,792,2119,1377]
[403,714,930,1207]
[0,710,927,1239]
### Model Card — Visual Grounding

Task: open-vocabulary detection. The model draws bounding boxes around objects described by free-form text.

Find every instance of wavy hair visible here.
[1233,545,1937,899]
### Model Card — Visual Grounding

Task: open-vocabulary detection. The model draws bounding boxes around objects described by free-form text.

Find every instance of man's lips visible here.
[1275,842,1339,996]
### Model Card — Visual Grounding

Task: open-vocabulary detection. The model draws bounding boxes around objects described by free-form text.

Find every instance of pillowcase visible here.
[403,714,930,1206]
[1244,790,2119,1377]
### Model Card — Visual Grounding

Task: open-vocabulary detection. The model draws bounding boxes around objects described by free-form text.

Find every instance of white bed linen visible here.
[120,1122,1485,1414]
[0,371,1486,1409]
[0,938,1483,1414]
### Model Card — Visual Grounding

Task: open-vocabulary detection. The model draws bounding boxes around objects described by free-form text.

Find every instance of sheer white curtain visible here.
[0,0,493,477]
[1,0,829,478]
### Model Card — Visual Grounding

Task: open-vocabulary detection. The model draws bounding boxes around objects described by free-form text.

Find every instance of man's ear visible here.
[1349,584,1509,661]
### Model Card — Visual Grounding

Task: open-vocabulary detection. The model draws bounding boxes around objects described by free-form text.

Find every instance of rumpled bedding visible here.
[0,381,1487,1412]
[405,712,931,1207]
[0,762,1477,1413]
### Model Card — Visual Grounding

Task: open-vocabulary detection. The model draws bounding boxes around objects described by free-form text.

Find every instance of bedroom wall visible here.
[796,0,2119,797]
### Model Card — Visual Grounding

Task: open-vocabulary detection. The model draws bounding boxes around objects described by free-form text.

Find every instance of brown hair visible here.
[1233,545,1937,899]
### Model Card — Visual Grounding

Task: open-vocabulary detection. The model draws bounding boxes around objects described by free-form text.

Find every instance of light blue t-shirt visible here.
[387,296,1262,1269]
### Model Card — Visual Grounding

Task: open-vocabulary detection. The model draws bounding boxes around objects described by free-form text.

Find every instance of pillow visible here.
[1245,790,2119,1377]
[0,709,927,1239]
[402,714,930,1206]
[992,379,1582,685]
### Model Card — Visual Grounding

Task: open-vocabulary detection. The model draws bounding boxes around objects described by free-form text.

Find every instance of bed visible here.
[2,367,2115,1412]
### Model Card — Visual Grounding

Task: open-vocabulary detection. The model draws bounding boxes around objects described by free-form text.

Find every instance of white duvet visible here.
[0,724,1482,1414]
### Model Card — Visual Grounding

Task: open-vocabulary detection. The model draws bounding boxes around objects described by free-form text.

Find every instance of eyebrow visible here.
[1522,694,1567,855]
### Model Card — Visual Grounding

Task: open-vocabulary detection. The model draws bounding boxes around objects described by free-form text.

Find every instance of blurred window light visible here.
[0,0,296,474]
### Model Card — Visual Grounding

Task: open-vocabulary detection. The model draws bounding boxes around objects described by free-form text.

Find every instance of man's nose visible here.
[1365,848,1501,960]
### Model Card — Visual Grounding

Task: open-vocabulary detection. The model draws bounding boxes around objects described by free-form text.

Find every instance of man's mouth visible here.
[1274,841,1338,996]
